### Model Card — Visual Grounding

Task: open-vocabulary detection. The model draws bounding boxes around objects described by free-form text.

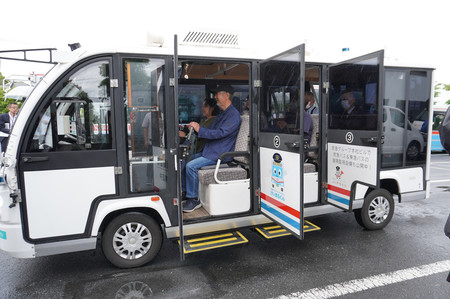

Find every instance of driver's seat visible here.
[197,114,250,215]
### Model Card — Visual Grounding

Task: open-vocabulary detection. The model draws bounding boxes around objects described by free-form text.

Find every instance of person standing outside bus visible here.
[183,84,241,213]
[0,102,19,152]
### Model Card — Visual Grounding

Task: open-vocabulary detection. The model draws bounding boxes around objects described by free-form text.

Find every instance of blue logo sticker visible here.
[0,230,6,240]
[270,153,285,201]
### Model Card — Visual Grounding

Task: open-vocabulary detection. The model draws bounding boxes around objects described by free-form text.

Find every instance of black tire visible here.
[356,189,394,230]
[406,141,420,160]
[354,209,364,227]
[102,212,162,268]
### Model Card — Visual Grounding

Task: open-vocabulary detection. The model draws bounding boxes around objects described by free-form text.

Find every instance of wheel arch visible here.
[380,179,399,200]
[363,179,399,200]
[97,208,165,237]
[90,197,171,237]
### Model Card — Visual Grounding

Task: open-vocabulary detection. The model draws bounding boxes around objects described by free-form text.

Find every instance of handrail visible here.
[0,48,57,64]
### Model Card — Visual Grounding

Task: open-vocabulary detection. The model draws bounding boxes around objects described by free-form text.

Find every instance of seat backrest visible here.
[233,114,250,164]
[307,113,319,159]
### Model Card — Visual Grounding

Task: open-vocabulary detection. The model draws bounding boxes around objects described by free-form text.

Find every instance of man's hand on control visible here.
[189,122,200,132]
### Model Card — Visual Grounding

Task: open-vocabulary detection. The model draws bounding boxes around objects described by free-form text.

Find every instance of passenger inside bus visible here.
[241,96,250,115]
[262,90,313,143]
[182,84,241,213]
[179,98,220,154]
[303,111,313,144]
[333,90,364,129]
[179,98,220,196]
[304,91,318,114]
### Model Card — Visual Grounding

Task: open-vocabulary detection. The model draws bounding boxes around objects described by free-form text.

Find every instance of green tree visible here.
[434,82,450,105]
[0,72,5,101]
[0,72,24,113]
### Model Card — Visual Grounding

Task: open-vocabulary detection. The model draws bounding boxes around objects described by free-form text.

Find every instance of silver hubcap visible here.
[113,222,152,260]
[368,196,390,224]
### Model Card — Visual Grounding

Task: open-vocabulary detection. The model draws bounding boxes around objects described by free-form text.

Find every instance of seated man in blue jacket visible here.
[183,84,241,212]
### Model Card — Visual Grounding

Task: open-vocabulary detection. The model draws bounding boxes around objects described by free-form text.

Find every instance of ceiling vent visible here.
[182,31,239,48]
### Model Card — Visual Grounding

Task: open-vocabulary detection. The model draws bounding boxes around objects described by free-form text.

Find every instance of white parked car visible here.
[383,106,424,160]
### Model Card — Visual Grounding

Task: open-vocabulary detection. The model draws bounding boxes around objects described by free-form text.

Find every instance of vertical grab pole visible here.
[177,154,185,261]
[173,35,185,261]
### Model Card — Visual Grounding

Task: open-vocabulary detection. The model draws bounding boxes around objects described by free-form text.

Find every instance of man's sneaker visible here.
[183,198,201,213]
[181,191,187,202]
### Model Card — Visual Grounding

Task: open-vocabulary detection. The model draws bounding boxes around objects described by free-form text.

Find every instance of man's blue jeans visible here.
[183,153,216,198]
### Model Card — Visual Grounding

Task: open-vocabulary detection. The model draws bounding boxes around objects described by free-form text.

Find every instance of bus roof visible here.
[43,31,433,70]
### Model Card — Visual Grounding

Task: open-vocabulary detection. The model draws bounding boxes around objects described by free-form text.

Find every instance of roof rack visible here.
[0,48,57,64]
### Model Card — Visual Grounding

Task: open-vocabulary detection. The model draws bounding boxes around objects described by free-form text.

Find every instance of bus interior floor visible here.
[183,207,210,220]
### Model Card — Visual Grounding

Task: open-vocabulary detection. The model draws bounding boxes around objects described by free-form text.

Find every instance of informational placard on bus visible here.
[327,143,377,210]
[260,147,302,236]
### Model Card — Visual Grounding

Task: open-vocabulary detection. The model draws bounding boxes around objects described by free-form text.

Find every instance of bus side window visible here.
[123,58,167,193]
[29,106,53,151]
[26,60,112,152]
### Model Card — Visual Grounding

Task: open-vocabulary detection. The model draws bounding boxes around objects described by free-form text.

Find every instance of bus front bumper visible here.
[0,221,35,258]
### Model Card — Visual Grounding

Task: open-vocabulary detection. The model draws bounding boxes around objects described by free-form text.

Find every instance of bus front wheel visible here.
[354,189,394,230]
[102,212,162,268]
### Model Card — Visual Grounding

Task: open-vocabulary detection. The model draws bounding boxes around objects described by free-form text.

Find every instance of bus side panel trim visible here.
[35,238,97,257]
[399,191,426,202]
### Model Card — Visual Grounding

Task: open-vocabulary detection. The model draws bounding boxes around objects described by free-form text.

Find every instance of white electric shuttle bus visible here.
[0,34,433,268]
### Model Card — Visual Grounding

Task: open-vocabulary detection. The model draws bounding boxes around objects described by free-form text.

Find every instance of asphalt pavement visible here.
[0,154,449,298]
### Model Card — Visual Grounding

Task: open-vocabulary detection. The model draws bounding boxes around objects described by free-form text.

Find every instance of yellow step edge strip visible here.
[269,229,288,234]
[185,232,234,243]
[264,225,282,230]
[189,237,238,248]
[304,220,321,231]
[255,227,289,239]
[181,231,249,254]
[256,220,321,239]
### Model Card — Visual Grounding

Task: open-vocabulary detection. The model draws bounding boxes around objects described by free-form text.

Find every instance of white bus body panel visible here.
[91,196,172,236]
[350,168,424,202]
[24,167,115,239]
[380,167,424,194]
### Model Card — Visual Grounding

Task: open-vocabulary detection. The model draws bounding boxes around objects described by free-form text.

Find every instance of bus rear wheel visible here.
[354,189,394,230]
[102,212,162,268]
